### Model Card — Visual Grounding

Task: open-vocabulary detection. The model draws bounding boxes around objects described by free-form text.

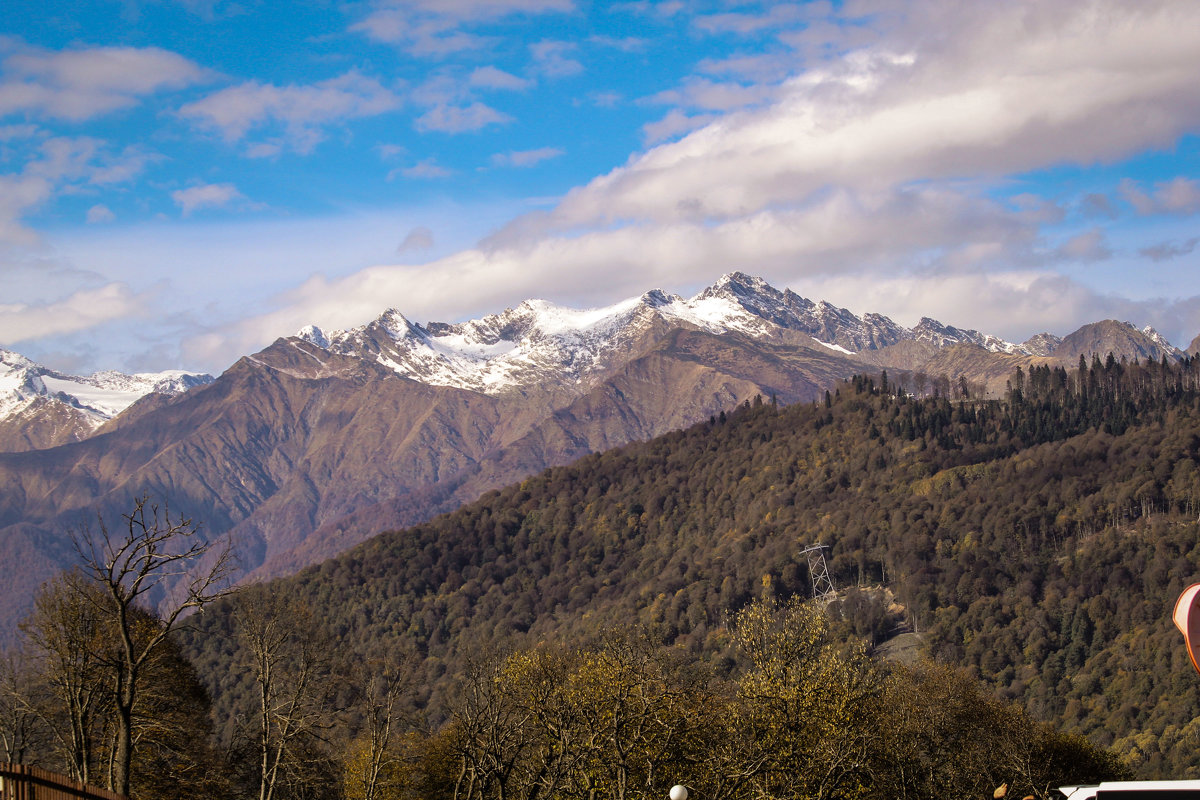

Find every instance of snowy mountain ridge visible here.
[0,348,213,426]
[296,272,1138,395]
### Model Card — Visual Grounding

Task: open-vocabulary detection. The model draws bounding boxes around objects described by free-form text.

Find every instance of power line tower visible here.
[801,544,837,602]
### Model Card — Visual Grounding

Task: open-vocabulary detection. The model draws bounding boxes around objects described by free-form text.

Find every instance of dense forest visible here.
[178,354,1200,775]
[5,353,1200,797]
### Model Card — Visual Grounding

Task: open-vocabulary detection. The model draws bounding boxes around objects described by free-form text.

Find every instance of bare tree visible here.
[343,656,418,800]
[71,495,234,796]
[234,587,336,800]
[19,574,110,784]
[0,646,48,766]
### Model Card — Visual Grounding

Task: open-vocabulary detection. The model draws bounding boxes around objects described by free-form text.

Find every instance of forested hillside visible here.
[178,353,1200,781]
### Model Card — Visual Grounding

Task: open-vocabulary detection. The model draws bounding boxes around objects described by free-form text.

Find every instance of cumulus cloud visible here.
[641,109,717,145]
[1054,229,1112,262]
[692,4,810,36]
[415,102,511,133]
[0,44,209,121]
[529,40,583,77]
[0,123,39,141]
[352,0,573,57]
[179,71,401,153]
[1121,177,1200,216]
[1140,237,1199,262]
[469,66,531,91]
[395,158,453,179]
[398,225,435,253]
[490,147,563,167]
[0,172,52,246]
[86,204,115,224]
[185,183,1061,362]
[186,219,1200,371]
[526,2,1200,236]
[649,77,780,112]
[0,135,141,247]
[171,183,246,216]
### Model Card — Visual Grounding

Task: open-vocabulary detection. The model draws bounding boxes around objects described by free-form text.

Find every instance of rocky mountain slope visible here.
[0,273,1189,639]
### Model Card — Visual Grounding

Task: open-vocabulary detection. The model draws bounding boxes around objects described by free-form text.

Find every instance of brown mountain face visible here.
[1189,333,1200,355]
[0,325,866,637]
[0,397,100,452]
[1054,319,1178,363]
[253,328,857,577]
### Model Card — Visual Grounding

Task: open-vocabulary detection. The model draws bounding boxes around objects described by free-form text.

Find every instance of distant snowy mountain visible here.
[294,272,1084,395]
[0,349,212,451]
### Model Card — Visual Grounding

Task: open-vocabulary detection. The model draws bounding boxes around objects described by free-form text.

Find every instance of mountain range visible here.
[0,349,212,452]
[0,272,1193,639]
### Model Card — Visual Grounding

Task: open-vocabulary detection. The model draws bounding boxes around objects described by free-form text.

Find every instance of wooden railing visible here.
[0,764,126,800]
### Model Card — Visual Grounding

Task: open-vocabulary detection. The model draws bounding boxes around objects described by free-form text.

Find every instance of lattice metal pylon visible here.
[801,544,837,602]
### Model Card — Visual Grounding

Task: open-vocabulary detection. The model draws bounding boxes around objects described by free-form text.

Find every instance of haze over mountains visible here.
[0,273,1193,639]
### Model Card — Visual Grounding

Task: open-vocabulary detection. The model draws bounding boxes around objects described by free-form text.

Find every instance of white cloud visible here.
[532,2,1200,234]
[590,91,622,108]
[395,158,453,179]
[0,44,209,121]
[398,225,435,253]
[491,147,563,167]
[0,283,146,345]
[469,66,531,91]
[1140,237,1199,262]
[189,184,1047,361]
[1121,177,1200,216]
[649,77,779,112]
[86,204,115,224]
[0,135,134,247]
[171,183,246,216]
[641,109,717,145]
[611,2,684,19]
[588,35,646,52]
[1054,229,1112,262]
[529,41,583,77]
[0,172,52,246]
[0,123,39,141]
[415,102,512,133]
[352,0,573,57]
[179,71,402,153]
[692,5,809,36]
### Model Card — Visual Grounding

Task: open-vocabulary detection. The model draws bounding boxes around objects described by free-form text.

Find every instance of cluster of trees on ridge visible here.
[4,352,1200,797]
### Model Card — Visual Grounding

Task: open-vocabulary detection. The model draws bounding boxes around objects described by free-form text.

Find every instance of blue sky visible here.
[2,0,1199,374]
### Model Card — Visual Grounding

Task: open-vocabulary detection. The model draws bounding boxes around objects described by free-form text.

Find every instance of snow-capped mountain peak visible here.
[1140,324,1181,356]
[297,324,329,349]
[292,273,1180,397]
[0,351,214,428]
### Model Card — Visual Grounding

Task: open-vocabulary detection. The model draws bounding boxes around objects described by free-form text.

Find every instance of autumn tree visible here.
[342,655,420,800]
[733,597,882,800]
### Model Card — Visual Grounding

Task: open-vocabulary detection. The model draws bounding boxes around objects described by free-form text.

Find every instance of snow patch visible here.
[814,339,856,355]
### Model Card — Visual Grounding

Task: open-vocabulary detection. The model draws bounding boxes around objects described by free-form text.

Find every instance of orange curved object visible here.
[1173,584,1200,676]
